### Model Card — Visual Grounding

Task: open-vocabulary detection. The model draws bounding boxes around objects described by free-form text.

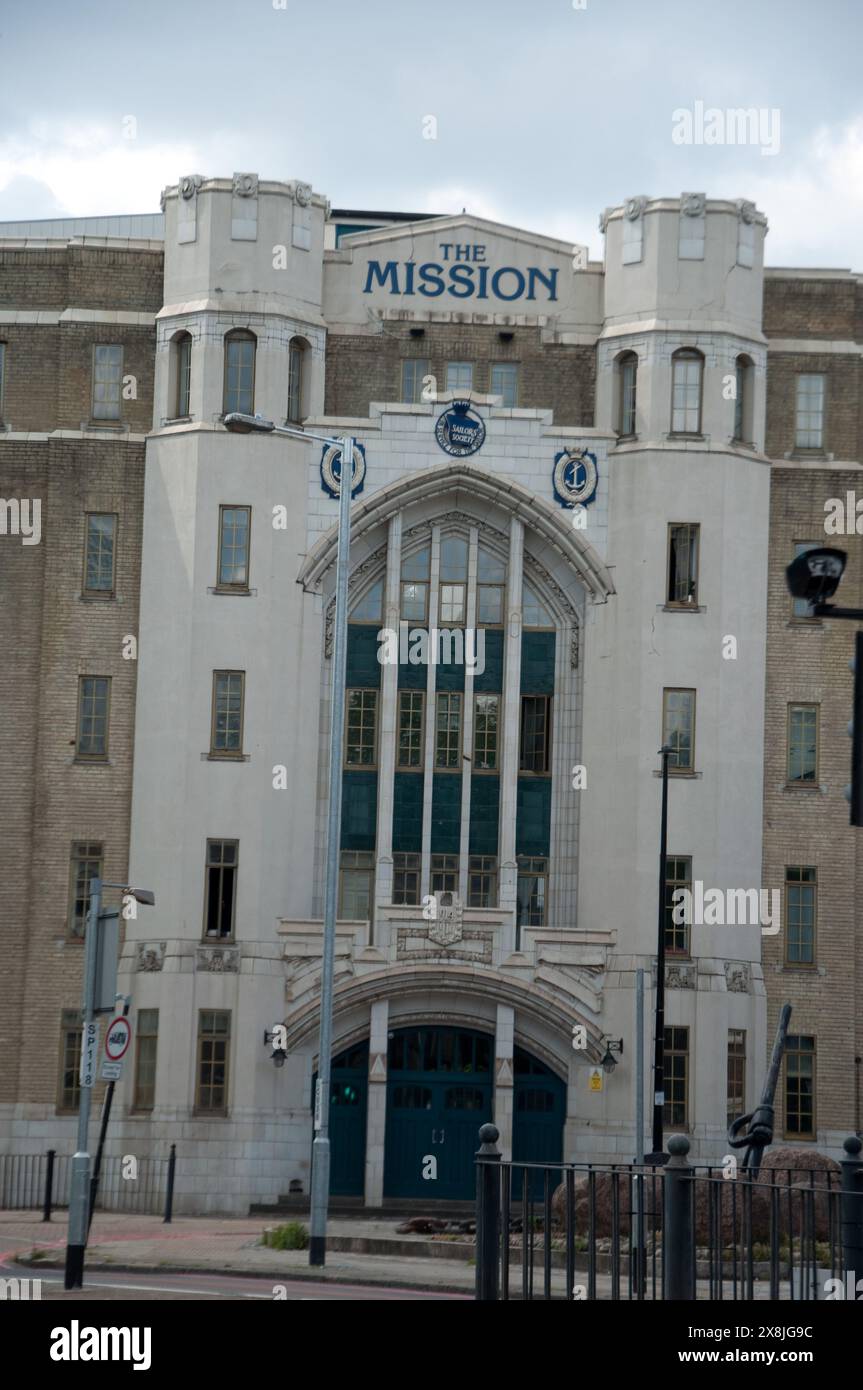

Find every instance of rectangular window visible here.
[662,688,695,772]
[400,581,428,622]
[204,839,238,939]
[401,359,429,404]
[795,374,825,450]
[92,344,123,421]
[446,362,473,393]
[619,354,637,436]
[671,353,702,434]
[217,505,251,589]
[346,689,378,766]
[435,692,462,769]
[727,1029,746,1126]
[211,671,245,756]
[664,854,692,956]
[490,362,518,407]
[393,852,421,906]
[133,1009,159,1111]
[477,585,503,624]
[516,856,547,927]
[785,866,816,967]
[83,513,117,596]
[223,334,255,415]
[473,694,499,771]
[287,340,303,423]
[397,691,424,769]
[339,850,374,919]
[440,583,466,624]
[519,695,551,773]
[791,542,820,620]
[664,1026,689,1128]
[76,676,111,759]
[666,524,699,606]
[196,1011,230,1115]
[58,1010,83,1111]
[787,704,818,783]
[68,841,103,939]
[784,1035,815,1137]
[468,855,497,907]
[430,853,459,895]
[0,341,5,418]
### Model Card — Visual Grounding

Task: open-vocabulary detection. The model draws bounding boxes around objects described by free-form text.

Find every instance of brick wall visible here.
[763,467,863,1139]
[325,324,596,425]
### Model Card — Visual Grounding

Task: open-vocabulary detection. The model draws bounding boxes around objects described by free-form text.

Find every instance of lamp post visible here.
[647,744,674,1164]
[64,881,154,1289]
[224,411,355,1267]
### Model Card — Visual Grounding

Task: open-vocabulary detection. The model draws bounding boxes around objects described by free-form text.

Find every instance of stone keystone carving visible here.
[428,892,464,947]
[179,174,203,200]
[625,196,647,221]
[137,941,166,972]
[294,182,312,207]
[681,192,706,217]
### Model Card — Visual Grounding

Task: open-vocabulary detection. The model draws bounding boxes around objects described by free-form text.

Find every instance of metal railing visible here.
[0,1147,177,1221]
[475,1127,863,1301]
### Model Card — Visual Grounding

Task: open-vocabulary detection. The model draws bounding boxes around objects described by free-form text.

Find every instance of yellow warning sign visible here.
[589,1068,603,1092]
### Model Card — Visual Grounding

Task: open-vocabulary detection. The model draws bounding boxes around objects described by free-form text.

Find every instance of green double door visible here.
[384,1028,493,1200]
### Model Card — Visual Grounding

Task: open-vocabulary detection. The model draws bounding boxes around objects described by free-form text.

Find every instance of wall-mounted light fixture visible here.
[600,1037,624,1074]
[263,1028,287,1068]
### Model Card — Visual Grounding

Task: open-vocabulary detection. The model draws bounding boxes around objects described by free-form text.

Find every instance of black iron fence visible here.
[475,1127,863,1301]
[0,1147,176,1221]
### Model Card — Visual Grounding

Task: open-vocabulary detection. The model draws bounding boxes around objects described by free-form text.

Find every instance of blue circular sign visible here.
[320,441,366,499]
[552,448,598,509]
[435,400,486,458]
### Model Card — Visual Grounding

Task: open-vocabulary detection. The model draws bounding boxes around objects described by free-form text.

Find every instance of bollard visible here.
[663,1134,695,1300]
[163,1143,176,1224]
[475,1123,501,1301]
[42,1150,56,1223]
[841,1135,863,1291]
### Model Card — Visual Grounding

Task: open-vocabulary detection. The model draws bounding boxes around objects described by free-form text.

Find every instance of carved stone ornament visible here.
[665,963,695,990]
[681,192,706,217]
[137,942,166,972]
[179,174,203,200]
[233,172,258,198]
[724,961,750,993]
[428,892,464,947]
[737,199,756,225]
[625,196,647,221]
[294,181,312,207]
[196,946,240,973]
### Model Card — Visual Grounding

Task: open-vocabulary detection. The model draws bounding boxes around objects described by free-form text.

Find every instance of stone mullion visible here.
[498,517,524,952]
[374,513,403,929]
[458,527,479,901]
[420,525,441,899]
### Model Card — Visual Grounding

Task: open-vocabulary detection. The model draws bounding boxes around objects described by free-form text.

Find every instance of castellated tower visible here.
[577,195,770,1157]
[124,178,330,1206]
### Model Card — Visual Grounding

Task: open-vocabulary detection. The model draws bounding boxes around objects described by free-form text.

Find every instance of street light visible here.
[64,880,154,1289]
[224,409,355,1267]
[600,1038,624,1074]
[647,744,674,1165]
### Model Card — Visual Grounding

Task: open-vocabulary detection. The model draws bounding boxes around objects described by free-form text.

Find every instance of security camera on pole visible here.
[64,882,154,1290]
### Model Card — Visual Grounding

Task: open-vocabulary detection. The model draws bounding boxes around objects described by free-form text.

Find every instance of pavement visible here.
[0,1210,479,1294]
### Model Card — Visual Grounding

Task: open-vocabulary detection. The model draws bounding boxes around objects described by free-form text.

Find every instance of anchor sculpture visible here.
[727,1002,792,1175]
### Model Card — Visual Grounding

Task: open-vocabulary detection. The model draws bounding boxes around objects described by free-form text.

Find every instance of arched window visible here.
[733,354,752,442]
[223,330,256,416]
[287,336,307,424]
[671,349,704,435]
[616,351,638,437]
[172,331,192,418]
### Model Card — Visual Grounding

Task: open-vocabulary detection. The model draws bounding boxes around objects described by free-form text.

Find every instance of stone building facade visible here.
[0,182,859,1212]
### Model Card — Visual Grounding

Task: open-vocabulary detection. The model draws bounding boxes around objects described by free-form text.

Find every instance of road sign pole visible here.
[89,996,130,1232]
[65,877,102,1289]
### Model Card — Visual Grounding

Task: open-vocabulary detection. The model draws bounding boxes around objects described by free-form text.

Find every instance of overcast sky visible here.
[1,0,861,267]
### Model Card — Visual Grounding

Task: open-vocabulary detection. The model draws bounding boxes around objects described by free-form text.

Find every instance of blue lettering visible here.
[491,267,526,301]
[527,266,558,302]
[448,264,475,297]
[439,243,454,261]
[474,245,486,262]
[363,260,400,294]
[454,244,472,260]
[404,261,416,295]
[476,265,489,300]
[418,263,445,297]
